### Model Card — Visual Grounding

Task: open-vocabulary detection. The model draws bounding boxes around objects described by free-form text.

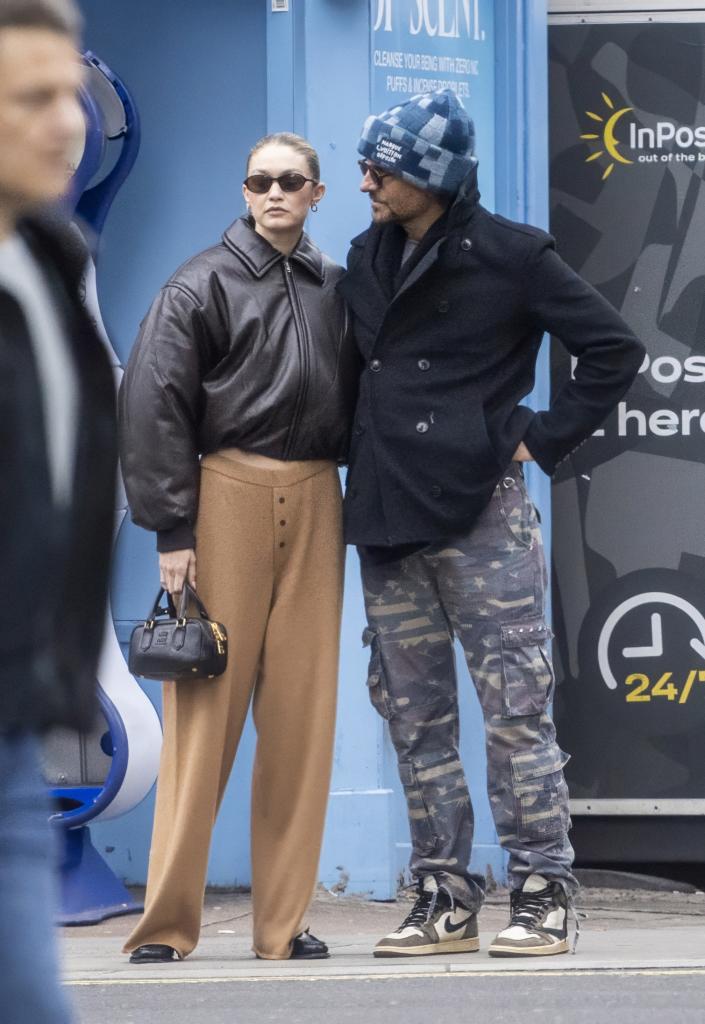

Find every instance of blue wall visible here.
[494,0,552,579]
[84,0,551,900]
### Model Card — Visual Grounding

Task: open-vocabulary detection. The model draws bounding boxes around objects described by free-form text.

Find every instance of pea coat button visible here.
[418,358,430,371]
[430,484,442,498]
[460,238,472,251]
[437,300,449,313]
[416,421,429,434]
[370,359,382,372]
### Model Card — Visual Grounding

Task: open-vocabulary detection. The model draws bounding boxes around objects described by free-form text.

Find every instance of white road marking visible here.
[66,967,705,986]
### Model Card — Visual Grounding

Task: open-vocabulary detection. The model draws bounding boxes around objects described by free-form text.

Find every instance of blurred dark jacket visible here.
[0,213,117,732]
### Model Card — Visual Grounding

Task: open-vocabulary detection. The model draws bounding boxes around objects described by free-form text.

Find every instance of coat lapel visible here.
[393,240,443,301]
[336,227,390,336]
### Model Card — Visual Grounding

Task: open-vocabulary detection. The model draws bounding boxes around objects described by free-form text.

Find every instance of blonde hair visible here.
[247,132,320,181]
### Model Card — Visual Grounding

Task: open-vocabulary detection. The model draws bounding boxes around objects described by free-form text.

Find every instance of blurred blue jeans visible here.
[0,732,73,1024]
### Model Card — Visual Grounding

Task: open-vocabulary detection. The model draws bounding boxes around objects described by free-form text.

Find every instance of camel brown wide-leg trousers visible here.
[123,449,344,960]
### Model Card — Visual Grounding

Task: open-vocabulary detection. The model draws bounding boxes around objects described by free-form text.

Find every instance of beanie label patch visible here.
[374,137,405,167]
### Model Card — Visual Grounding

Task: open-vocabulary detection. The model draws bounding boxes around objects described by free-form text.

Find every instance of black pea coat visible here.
[0,214,117,732]
[337,168,645,547]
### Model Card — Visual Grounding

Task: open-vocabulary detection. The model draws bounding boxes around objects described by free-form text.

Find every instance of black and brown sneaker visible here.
[488,874,569,957]
[374,876,479,957]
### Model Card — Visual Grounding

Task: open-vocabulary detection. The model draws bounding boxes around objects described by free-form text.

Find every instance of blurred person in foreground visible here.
[0,1,117,1021]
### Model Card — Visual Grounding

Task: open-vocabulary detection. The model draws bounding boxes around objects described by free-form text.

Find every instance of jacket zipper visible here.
[282,258,311,459]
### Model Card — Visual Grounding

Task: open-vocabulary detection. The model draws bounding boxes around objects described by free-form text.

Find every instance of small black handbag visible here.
[128,583,228,681]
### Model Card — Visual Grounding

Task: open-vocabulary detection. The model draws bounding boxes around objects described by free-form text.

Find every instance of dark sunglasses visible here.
[357,159,390,187]
[243,172,317,194]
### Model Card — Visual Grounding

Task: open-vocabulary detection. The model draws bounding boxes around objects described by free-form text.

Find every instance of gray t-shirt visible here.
[0,233,78,506]
[401,237,419,265]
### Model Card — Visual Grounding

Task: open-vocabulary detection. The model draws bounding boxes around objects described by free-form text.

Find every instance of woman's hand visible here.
[513,442,534,462]
[159,549,197,597]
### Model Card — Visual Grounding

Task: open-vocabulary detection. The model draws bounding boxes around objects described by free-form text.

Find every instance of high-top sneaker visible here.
[374,876,479,957]
[488,874,569,957]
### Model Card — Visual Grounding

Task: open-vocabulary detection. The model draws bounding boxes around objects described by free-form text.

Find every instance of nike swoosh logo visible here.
[441,915,473,934]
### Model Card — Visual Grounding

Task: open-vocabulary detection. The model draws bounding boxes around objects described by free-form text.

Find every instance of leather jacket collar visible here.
[222,216,325,282]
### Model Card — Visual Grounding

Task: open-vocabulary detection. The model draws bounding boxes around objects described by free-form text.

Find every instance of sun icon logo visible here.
[581,92,634,180]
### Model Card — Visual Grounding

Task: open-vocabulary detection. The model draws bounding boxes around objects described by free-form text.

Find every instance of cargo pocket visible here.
[398,760,437,856]
[362,626,392,720]
[500,619,554,717]
[511,743,571,843]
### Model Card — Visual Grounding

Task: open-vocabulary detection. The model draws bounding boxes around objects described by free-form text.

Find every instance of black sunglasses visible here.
[243,172,317,194]
[357,159,390,187]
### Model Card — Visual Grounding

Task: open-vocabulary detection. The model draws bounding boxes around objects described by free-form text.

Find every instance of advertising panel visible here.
[549,16,705,814]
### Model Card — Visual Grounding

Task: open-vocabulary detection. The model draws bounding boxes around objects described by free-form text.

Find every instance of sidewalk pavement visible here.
[61,885,705,984]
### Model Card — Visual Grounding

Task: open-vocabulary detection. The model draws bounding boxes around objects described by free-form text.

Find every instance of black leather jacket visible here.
[119,217,358,551]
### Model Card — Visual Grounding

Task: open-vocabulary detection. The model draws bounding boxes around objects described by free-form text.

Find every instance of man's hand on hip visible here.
[513,442,534,462]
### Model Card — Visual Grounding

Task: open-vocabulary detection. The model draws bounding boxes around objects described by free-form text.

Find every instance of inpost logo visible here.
[581,92,633,180]
[581,92,705,179]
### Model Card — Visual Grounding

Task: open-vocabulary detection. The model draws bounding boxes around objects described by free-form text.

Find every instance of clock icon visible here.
[577,568,705,737]
[598,592,705,691]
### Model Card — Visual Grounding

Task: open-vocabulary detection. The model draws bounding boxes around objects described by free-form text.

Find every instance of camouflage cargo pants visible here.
[360,462,576,912]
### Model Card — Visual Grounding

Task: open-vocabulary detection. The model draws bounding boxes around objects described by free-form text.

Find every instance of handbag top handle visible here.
[176,581,212,621]
[145,583,214,625]
[147,588,178,621]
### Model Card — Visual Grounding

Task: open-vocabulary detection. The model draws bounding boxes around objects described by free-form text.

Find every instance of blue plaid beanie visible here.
[358,89,476,195]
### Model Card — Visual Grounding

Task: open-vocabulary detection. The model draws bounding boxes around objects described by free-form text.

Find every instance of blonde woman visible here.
[119,133,357,962]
